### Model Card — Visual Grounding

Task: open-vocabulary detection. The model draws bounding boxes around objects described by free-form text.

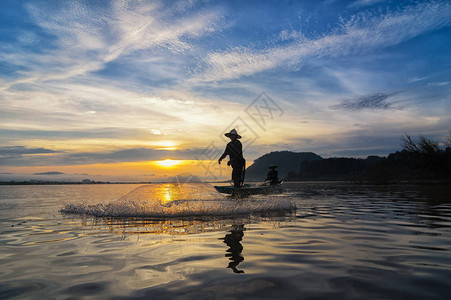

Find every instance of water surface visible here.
[0,183,450,299]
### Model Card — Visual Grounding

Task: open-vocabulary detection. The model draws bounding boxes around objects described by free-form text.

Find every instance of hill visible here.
[245,151,322,182]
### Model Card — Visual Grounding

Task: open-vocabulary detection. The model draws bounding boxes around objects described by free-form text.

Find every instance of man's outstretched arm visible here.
[218,147,228,164]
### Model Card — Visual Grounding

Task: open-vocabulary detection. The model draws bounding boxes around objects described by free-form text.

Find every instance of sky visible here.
[0,0,450,182]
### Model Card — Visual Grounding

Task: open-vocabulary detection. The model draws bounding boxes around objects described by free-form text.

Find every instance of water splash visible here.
[60,183,295,218]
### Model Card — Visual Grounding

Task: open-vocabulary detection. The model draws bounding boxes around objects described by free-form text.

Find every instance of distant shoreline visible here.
[0,181,151,185]
[1,180,449,186]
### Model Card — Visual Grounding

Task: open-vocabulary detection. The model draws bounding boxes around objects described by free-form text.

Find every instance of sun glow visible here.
[155,159,182,167]
[153,141,179,150]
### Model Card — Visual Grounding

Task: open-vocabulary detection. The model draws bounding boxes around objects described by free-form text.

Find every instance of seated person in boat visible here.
[265,165,279,185]
[218,129,245,188]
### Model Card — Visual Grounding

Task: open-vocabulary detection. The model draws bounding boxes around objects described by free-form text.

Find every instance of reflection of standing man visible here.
[221,224,245,274]
[218,129,246,188]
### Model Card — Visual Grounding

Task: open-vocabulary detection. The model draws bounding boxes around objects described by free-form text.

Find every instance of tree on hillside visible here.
[285,133,450,183]
[401,134,441,154]
[445,130,451,149]
[399,133,450,180]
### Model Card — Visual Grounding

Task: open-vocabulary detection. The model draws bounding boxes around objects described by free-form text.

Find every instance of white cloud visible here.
[1,0,222,90]
[409,76,428,83]
[427,81,449,86]
[196,1,451,82]
[349,0,385,9]
[278,29,303,41]
[0,0,234,151]
[150,129,162,135]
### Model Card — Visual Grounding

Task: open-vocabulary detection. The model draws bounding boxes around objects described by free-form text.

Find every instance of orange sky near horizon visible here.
[0,159,235,182]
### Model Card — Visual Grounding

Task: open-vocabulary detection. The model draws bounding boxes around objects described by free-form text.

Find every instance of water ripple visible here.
[0,183,450,299]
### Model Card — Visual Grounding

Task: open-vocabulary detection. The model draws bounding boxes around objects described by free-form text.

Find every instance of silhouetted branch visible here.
[401,134,420,152]
[401,134,440,154]
[445,130,451,148]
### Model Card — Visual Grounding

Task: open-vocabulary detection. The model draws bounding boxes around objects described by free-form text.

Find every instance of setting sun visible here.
[155,159,183,168]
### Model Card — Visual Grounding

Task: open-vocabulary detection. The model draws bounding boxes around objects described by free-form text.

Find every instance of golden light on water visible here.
[155,159,183,167]
[148,183,187,204]
[162,184,178,203]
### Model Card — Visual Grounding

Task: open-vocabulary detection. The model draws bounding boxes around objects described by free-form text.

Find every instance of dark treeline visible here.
[286,134,451,184]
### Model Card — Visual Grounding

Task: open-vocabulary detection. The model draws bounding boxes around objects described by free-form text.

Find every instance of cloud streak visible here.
[2,0,222,89]
[33,171,64,175]
[349,0,385,9]
[0,146,60,157]
[0,147,208,167]
[197,1,451,81]
[331,92,401,111]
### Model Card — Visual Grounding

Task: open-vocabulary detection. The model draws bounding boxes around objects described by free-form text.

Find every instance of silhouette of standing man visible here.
[218,129,245,188]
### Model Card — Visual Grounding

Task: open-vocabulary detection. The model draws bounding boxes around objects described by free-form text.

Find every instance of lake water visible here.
[0,182,450,299]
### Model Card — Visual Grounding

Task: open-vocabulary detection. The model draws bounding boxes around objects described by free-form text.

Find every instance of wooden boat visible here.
[214,183,284,197]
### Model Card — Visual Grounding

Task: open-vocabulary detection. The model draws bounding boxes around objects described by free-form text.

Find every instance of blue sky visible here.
[0,0,450,181]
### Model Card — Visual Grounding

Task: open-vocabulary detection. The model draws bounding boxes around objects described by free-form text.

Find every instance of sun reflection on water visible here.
[155,183,187,204]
